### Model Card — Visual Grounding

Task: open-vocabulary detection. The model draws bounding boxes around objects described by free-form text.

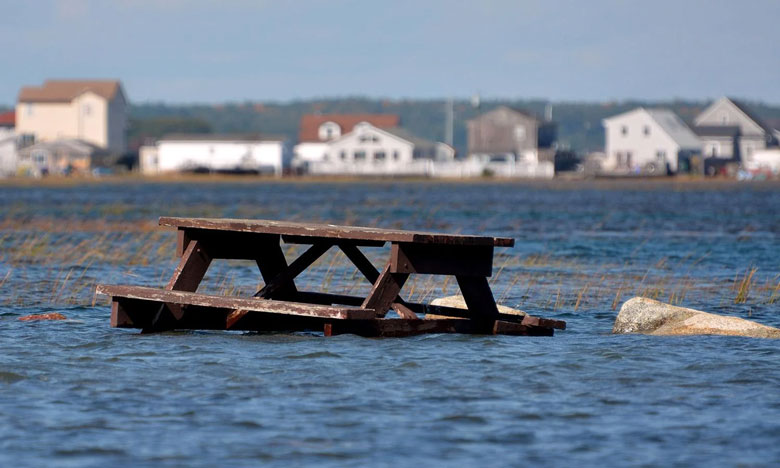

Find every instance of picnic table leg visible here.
[339,244,418,319]
[455,275,500,334]
[361,264,409,318]
[147,238,213,332]
[255,238,298,299]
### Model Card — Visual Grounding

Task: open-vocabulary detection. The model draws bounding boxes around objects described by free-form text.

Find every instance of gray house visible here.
[694,97,778,161]
[467,106,556,162]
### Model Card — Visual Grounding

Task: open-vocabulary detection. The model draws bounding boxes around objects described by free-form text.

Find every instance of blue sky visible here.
[2,0,778,105]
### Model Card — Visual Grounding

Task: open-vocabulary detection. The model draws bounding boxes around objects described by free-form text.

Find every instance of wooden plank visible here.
[361,264,409,318]
[390,242,494,276]
[96,285,375,321]
[325,319,554,337]
[112,297,341,333]
[166,239,212,292]
[290,291,566,327]
[159,217,515,247]
[255,242,331,298]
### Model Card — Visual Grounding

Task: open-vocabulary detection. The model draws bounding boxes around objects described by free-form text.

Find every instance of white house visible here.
[0,128,18,177]
[140,134,290,176]
[308,123,455,176]
[292,114,399,171]
[694,97,778,161]
[602,108,701,174]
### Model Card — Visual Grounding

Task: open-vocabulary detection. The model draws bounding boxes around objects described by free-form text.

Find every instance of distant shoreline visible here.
[1,173,779,190]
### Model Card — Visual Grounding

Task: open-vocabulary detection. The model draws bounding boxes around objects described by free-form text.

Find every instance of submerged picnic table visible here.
[96,217,565,337]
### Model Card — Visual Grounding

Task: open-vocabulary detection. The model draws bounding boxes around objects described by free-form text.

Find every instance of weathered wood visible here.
[390,242,494,276]
[361,264,409,318]
[456,275,500,333]
[166,239,212,292]
[255,242,332,298]
[325,318,554,337]
[255,238,298,299]
[290,291,563,328]
[97,285,375,322]
[159,217,515,247]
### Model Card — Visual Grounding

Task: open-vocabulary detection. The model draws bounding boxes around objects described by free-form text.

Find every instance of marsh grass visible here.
[0,215,778,317]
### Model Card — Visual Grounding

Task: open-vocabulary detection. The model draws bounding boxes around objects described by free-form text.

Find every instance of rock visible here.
[18,313,67,322]
[426,295,526,319]
[613,297,780,338]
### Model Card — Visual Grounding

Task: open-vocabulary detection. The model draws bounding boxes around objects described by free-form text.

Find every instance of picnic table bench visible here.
[96,217,565,337]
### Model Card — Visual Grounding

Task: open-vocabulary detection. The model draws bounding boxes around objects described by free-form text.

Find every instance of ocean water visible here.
[0,180,778,467]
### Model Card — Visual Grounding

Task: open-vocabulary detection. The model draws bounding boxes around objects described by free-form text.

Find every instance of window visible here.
[33,151,46,165]
[318,122,341,141]
[359,134,379,143]
[514,125,526,142]
[621,126,628,136]
[721,113,729,124]
[354,150,366,161]
[26,104,33,116]
[393,151,400,160]
[83,104,91,116]
[656,150,666,160]
[340,151,346,160]
[644,126,650,136]
[374,151,386,161]
[709,143,720,157]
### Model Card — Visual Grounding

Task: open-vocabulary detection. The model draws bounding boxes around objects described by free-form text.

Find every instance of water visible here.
[1,180,779,467]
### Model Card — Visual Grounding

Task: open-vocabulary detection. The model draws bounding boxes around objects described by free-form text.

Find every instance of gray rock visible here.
[426,295,526,319]
[614,297,780,338]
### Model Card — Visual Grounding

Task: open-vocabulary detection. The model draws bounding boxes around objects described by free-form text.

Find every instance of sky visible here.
[2,0,779,105]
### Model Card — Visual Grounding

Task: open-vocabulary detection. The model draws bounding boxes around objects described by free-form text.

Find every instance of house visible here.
[307,122,454,176]
[694,97,778,162]
[16,139,110,177]
[0,128,18,177]
[292,114,399,170]
[466,106,557,164]
[139,134,290,176]
[15,80,128,154]
[602,108,701,174]
[0,111,15,129]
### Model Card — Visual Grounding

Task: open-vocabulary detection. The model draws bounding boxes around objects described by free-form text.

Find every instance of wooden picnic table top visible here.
[159,217,515,247]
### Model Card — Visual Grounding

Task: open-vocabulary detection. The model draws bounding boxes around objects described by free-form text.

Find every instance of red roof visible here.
[0,111,14,127]
[298,114,399,142]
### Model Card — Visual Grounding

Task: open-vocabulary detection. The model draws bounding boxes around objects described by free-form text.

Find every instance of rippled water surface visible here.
[0,180,778,467]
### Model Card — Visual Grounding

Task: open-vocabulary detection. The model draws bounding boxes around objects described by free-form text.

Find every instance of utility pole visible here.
[444,98,453,146]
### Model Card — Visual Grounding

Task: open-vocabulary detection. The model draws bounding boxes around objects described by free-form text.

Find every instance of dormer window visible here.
[318,122,341,141]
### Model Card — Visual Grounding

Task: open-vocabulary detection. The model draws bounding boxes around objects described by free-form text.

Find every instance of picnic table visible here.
[96,217,565,337]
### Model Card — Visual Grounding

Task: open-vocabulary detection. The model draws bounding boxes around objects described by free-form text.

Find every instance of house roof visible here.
[298,114,399,142]
[467,105,540,123]
[645,109,701,149]
[18,80,122,103]
[726,97,775,135]
[382,127,441,149]
[19,138,107,156]
[159,133,286,143]
[693,125,741,137]
[0,111,14,127]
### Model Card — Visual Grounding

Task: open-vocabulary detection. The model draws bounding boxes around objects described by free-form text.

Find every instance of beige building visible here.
[16,80,127,154]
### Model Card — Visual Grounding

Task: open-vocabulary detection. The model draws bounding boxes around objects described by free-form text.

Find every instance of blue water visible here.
[1,180,778,467]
